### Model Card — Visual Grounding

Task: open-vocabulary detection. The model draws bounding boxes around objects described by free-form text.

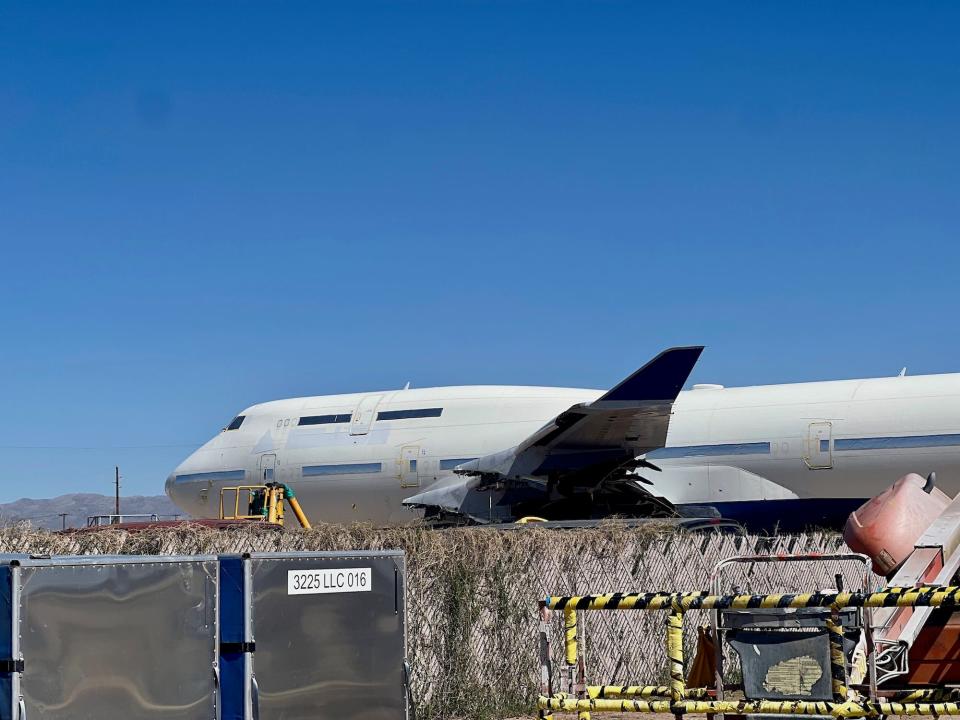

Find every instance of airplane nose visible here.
[165,471,189,512]
[167,440,246,518]
[164,473,176,497]
[165,467,207,517]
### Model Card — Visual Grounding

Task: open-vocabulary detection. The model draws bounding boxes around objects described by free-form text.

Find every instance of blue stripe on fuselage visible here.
[648,442,770,459]
[825,433,960,451]
[175,469,246,483]
[653,434,960,460]
[303,462,382,477]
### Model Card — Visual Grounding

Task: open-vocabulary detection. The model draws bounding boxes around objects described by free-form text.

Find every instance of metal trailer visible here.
[218,551,407,720]
[0,554,221,720]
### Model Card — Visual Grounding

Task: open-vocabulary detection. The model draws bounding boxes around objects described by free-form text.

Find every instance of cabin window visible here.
[298,414,352,426]
[302,462,382,477]
[376,408,443,421]
[226,416,245,431]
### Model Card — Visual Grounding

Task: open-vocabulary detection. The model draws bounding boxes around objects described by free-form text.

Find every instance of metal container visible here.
[723,607,861,703]
[0,554,220,720]
[219,551,407,720]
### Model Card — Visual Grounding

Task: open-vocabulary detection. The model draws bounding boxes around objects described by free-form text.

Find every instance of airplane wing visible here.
[403,346,704,523]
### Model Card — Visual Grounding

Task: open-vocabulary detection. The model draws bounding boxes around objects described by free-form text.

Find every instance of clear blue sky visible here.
[1,2,958,499]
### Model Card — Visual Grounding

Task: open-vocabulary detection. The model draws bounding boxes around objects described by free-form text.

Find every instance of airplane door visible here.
[351,395,384,436]
[804,422,833,470]
[400,446,419,488]
[260,454,276,482]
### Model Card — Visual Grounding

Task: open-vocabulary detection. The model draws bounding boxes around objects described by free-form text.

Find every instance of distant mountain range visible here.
[0,494,182,530]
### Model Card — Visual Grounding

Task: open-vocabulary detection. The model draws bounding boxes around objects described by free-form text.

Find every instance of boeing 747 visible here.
[166,347,960,530]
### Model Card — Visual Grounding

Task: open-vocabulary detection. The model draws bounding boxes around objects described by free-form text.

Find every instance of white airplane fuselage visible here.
[166,373,960,529]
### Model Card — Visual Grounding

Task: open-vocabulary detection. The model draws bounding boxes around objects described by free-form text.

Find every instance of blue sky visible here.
[1,2,958,499]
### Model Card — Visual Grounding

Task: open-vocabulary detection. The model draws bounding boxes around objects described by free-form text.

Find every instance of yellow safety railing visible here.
[537,586,960,718]
[219,485,272,521]
[218,483,312,529]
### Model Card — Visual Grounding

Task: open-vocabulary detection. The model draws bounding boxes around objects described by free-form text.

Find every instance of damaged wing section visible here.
[403,345,704,524]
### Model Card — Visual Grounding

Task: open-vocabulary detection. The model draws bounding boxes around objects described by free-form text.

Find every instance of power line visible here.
[0,443,203,450]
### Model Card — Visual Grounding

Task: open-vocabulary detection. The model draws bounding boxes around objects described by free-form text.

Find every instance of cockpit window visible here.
[226,415,245,431]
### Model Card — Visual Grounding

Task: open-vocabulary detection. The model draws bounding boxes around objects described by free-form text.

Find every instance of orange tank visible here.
[843,473,950,577]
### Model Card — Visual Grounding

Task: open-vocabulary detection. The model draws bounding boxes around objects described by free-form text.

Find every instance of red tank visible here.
[843,473,950,577]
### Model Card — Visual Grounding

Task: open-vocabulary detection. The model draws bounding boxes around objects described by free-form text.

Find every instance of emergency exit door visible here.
[260,454,276,482]
[400,446,419,488]
[350,395,383,436]
[805,422,833,469]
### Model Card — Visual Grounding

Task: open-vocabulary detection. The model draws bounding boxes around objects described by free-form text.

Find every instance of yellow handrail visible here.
[219,485,271,521]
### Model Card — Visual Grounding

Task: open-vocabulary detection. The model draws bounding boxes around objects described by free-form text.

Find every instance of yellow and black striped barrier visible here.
[537,695,960,717]
[889,688,960,702]
[586,686,711,699]
[544,584,960,612]
[537,585,960,718]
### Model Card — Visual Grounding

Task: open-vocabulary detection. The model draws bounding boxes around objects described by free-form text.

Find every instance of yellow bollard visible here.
[562,608,590,720]
[564,607,578,666]
[666,607,685,704]
[826,606,848,701]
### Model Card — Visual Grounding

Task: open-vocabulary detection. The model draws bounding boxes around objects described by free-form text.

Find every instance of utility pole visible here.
[115,466,120,518]
[58,513,68,531]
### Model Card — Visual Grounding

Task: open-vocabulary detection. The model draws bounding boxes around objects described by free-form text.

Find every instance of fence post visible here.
[564,607,578,689]
[539,603,554,720]
[667,605,685,718]
[563,607,590,720]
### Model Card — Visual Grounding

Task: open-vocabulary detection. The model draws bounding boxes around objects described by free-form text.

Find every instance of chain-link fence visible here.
[0,522,879,719]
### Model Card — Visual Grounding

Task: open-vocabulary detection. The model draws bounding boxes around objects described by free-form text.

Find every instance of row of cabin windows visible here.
[298,407,443,426]
[226,407,444,431]
[298,413,352,426]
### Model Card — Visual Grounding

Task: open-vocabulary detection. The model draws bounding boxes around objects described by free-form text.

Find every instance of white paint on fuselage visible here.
[167,386,597,524]
[166,373,960,525]
[652,373,960,506]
